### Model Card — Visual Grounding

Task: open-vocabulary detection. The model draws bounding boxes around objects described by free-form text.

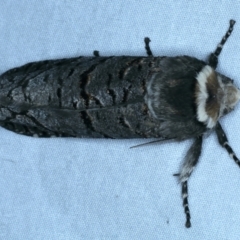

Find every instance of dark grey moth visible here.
[0,20,239,228]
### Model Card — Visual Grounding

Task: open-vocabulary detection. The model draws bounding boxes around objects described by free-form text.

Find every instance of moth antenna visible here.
[179,136,203,228]
[144,37,153,56]
[209,19,236,69]
[130,138,170,149]
[93,50,100,57]
[216,123,240,167]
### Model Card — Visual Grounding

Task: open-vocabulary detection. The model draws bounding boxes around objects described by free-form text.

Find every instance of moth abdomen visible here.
[0,56,155,138]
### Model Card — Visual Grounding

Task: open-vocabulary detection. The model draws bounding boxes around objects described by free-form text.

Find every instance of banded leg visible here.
[208,19,236,69]
[93,50,100,57]
[144,37,153,56]
[216,122,240,167]
[179,136,203,228]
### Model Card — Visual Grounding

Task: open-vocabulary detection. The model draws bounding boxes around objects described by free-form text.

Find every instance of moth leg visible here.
[179,136,203,228]
[208,19,235,69]
[144,37,153,56]
[93,50,100,57]
[216,122,240,167]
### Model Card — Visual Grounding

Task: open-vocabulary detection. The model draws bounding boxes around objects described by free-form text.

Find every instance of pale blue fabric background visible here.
[0,1,240,239]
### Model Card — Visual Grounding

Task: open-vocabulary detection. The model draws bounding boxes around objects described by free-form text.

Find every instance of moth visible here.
[0,20,239,228]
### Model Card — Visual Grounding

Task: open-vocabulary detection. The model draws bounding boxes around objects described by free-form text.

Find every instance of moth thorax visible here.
[195,65,240,128]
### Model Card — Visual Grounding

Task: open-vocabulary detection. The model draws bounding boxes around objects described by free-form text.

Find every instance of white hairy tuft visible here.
[195,65,215,128]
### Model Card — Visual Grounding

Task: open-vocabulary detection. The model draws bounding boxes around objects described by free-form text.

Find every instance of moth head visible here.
[195,65,240,128]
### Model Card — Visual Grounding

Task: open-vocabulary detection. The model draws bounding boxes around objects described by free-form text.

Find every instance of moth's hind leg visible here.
[93,50,100,57]
[216,122,240,167]
[144,37,153,56]
[176,136,203,228]
[208,19,235,69]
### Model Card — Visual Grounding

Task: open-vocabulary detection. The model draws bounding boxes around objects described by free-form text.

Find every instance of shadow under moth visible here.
[0,20,239,228]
